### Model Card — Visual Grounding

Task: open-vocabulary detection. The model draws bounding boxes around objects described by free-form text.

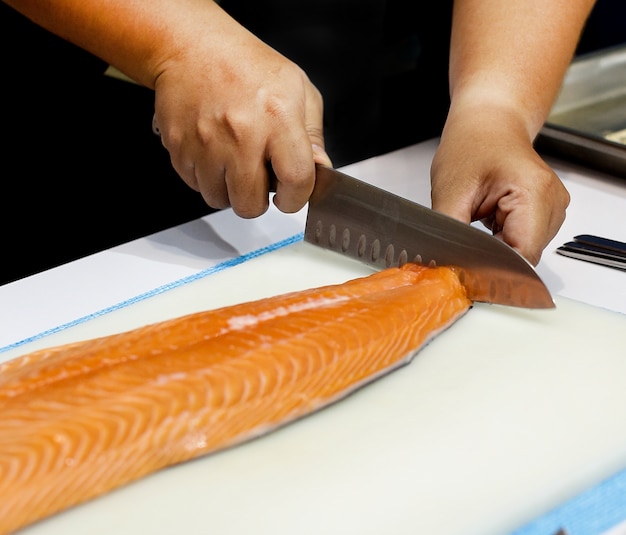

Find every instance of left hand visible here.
[430,103,570,266]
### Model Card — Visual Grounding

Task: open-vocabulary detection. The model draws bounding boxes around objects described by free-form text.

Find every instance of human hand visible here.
[151,3,331,218]
[430,104,570,266]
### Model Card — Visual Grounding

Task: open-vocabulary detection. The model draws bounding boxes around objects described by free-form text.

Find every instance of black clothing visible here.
[1,4,212,285]
[577,0,626,55]
[1,1,453,285]
[219,0,453,163]
[1,0,624,285]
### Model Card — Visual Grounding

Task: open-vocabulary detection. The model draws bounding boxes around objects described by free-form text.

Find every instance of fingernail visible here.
[152,114,161,137]
[312,144,332,167]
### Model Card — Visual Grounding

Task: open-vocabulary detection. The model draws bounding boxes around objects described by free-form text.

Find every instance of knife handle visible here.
[573,234,626,257]
[557,234,626,271]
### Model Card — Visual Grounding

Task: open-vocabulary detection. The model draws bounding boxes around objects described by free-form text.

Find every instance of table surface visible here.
[2,138,626,535]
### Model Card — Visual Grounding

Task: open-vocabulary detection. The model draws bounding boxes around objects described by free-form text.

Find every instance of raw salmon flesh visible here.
[0,264,471,533]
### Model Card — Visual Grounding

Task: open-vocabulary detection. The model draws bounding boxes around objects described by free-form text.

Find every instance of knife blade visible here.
[304,164,555,309]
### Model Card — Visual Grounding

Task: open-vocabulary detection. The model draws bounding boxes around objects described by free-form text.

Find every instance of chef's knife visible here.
[304,164,555,309]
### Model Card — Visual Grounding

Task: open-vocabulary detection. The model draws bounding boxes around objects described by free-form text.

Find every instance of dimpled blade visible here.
[304,164,555,309]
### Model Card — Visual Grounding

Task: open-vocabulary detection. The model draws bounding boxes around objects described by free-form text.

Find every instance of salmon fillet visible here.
[0,264,471,533]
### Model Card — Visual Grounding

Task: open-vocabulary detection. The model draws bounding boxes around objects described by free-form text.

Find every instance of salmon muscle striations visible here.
[0,264,471,533]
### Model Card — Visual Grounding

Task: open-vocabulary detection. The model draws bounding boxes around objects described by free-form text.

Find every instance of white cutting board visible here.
[4,241,626,535]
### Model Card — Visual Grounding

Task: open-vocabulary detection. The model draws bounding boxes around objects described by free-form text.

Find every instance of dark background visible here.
[1,0,625,285]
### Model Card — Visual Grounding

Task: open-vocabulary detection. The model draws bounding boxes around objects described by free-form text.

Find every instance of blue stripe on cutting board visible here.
[0,232,304,354]
[509,467,626,535]
[3,229,626,535]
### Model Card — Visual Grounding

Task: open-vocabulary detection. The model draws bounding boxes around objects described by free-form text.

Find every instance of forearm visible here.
[2,0,229,89]
[448,0,596,138]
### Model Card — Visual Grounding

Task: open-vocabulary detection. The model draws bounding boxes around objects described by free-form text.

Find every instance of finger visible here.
[187,160,231,210]
[312,143,332,168]
[307,106,332,170]
[152,109,197,190]
[500,211,542,266]
[195,161,231,210]
[158,119,231,210]
[151,113,161,137]
[270,83,327,213]
[155,109,274,215]
[269,135,315,214]
[224,156,272,218]
[430,187,475,225]
[498,175,568,266]
[495,195,552,267]
[306,86,332,168]
[430,173,477,227]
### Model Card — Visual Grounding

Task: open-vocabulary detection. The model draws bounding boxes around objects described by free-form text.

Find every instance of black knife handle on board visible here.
[573,234,626,256]
[556,234,626,271]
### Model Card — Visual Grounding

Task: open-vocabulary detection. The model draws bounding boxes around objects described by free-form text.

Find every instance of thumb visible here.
[312,144,332,168]
[305,84,332,168]
[431,188,473,225]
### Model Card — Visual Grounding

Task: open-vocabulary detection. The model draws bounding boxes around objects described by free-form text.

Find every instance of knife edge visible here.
[305,164,555,309]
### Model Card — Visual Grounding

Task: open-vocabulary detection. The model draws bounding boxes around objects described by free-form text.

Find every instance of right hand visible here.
[151,3,332,218]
